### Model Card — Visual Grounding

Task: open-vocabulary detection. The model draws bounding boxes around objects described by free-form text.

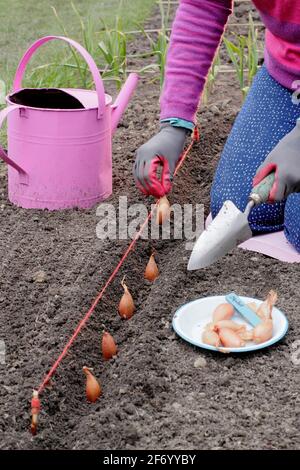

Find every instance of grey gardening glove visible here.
[134,123,189,198]
[253,119,300,202]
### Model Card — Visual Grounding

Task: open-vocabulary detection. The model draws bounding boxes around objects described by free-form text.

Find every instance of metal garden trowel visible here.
[188,172,275,270]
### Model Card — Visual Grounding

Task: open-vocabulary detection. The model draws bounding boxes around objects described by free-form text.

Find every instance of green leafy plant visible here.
[139,0,171,88]
[98,16,128,90]
[223,13,259,99]
[202,52,220,105]
[51,2,96,88]
[223,35,246,97]
[52,3,129,90]
[246,13,259,94]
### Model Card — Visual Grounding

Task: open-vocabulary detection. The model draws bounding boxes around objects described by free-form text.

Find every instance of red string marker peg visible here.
[30,390,41,435]
[192,125,200,142]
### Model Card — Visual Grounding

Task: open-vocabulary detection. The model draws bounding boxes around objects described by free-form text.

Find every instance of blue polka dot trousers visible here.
[211,65,300,252]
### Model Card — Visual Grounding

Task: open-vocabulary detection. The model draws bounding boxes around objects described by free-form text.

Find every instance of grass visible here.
[0,2,262,110]
[32,0,172,92]
[0,0,155,145]
[0,80,6,105]
[0,0,156,87]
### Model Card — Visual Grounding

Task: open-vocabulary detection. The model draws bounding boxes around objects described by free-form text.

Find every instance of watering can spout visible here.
[111,73,139,134]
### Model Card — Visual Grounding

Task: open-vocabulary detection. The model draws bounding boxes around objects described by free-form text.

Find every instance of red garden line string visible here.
[36,127,199,396]
[175,127,199,177]
[37,210,153,394]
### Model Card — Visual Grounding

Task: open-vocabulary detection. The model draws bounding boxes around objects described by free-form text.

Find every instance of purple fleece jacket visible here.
[160,0,300,124]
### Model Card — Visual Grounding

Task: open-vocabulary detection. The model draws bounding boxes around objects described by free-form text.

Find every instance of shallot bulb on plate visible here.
[215,326,245,348]
[202,330,221,347]
[247,302,259,313]
[253,319,273,344]
[213,320,246,333]
[212,303,234,323]
[238,329,254,342]
[257,290,277,321]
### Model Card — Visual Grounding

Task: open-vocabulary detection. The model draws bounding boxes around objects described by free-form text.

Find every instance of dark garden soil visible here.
[0,2,299,451]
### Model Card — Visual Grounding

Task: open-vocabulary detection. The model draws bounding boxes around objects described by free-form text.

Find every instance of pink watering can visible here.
[0,36,139,210]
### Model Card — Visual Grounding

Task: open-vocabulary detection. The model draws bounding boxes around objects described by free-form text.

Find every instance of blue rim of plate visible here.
[172,295,289,353]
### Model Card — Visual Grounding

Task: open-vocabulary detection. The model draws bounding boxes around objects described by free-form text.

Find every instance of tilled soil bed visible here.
[1,3,300,451]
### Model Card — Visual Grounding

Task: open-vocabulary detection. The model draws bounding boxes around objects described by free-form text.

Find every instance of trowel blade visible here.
[188,200,253,270]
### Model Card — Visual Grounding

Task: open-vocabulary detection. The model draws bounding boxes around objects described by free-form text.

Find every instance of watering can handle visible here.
[12,36,106,120]
[0,105,29,185]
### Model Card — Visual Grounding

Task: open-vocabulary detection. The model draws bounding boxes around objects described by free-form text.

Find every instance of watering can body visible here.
[0,36,139,210]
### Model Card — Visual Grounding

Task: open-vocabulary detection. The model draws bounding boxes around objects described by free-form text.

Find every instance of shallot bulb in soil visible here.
[156,196,171,225]
[118,278,135,319]
[102,331,118,360]
[202,330,221,347]
[216,327,245,348]
[212,303,234,323]
[144,253,159,282]
[253,319,273,344]
[83,367,102,403]
[257,290,277,321]
[30,390,41,436]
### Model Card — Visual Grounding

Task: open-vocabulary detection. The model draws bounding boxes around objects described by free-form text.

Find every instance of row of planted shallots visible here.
[30,198,171,434]
[31,251,160,434]
[82,201,171,403]
[202,290,278,349]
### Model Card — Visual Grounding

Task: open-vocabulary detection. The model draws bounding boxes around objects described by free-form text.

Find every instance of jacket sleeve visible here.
[160,0,233,123]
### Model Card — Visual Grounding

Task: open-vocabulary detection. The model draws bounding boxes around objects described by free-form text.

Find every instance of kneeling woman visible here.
[134,0,300,252]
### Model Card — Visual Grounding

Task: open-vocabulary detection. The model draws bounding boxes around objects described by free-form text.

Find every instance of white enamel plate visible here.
[172,295,289,353]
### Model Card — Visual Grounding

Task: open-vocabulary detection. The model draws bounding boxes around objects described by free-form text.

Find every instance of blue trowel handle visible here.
[226,293,262,327]
[250,172,275,205]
